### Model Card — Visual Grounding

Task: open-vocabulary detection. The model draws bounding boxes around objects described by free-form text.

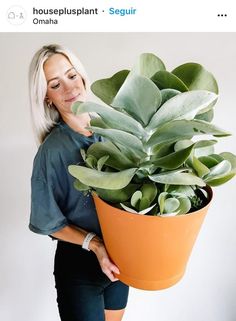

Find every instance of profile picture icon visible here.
[7,6,26,25]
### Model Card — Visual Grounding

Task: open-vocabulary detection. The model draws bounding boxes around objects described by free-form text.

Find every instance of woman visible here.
[29,44,129,321]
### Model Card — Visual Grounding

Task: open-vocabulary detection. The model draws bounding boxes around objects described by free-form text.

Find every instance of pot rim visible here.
[92,185,213,220]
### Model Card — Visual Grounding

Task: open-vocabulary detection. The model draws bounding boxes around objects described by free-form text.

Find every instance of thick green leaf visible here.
[174,139,217,153]
[112,73,162,126]
[166,185,195,197]
[174,139,193,151]
[151,71,188,92]
[140,183,158,203]
[88,126,146,158]
[160,89,181,105]
[158,192,168,214]
[132,53,166,78]
[209,154,225,163]
[205,153,236,186]
[87,141,135,170]
[149,169,206,186]
[179,140,216,175]
[150,142,175,158]
[130,184,158,211]
[172,63,218,112]
[139,197,151,211]
[220,152,236,173]
[73,101,145,138]
[147,90,218,131]
[114,143,141,164]
[206,173,236,186]
[85,155,97,168]
[68,166,137,189]
[149,144,195,169]
[146,119,231,150]
[120,202,157,215]
[191,156,210,177]
[120,203,139,214]
[194,140,216,157]
[91,70,130,105]
[195,109,214,122]
[172,63,219,94]
[95,184,139,203]
[195,140,217,148]
[74,179,90,191]
[80,149,86,162]
[131,191,142,207]
[164,198,180,213]
[158,192,191,216]
[198,154,224,168]
[90,117,109,129]
[204,160,231,181]
[97,155,109,171]
[191,151,236,186]
[176,197,192,215]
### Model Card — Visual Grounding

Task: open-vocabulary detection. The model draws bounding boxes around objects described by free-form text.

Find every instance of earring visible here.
[45,96,53,108]
[47,101,53,108]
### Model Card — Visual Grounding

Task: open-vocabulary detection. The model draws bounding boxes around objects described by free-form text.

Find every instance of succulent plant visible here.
[68,53,236,216]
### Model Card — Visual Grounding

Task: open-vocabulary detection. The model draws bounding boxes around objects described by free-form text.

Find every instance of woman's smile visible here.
[65,94,80,103]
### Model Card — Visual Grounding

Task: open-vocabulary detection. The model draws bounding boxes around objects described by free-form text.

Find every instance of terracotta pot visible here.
[93,187,212,290]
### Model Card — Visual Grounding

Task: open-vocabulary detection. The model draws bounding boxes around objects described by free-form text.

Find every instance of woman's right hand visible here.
[89,236,120,282]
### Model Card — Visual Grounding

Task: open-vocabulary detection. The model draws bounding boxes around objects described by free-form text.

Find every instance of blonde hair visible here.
[29,44,89,145]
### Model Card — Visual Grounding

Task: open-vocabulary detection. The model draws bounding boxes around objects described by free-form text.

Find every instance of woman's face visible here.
[44,53,86,114]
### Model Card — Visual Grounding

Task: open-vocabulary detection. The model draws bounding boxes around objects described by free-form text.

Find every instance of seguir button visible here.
[109,7,137,16]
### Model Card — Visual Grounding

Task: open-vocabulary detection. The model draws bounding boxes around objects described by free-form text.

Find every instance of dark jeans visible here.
[54,241,129,321]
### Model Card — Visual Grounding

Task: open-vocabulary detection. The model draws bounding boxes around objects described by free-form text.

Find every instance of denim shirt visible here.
[29,120,102,237]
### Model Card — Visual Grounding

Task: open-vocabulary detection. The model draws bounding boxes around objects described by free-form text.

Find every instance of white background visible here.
[0,33,236,321]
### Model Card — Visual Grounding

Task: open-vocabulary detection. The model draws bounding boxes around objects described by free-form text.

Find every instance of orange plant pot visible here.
[93,187,212,291]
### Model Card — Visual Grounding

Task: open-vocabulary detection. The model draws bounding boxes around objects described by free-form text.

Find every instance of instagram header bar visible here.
[1,0,235,32]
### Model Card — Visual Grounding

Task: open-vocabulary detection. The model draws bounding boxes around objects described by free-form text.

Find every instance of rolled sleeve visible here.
[29,178,68,235]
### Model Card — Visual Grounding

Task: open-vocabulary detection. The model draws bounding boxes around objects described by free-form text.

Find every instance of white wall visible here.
[0,33,236,321]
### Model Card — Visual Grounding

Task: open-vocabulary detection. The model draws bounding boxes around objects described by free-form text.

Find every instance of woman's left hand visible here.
[89,236,120,282]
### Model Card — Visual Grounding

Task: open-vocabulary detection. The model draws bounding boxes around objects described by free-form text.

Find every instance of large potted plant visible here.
[68,53,236,290]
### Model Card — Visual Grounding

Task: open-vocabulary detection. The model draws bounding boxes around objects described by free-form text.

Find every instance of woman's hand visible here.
[89,236,120,282]
[51,225,120,282]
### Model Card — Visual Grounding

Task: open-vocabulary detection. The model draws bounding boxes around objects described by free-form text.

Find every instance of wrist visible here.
[89,236,103,253]
[82,232,96,251]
